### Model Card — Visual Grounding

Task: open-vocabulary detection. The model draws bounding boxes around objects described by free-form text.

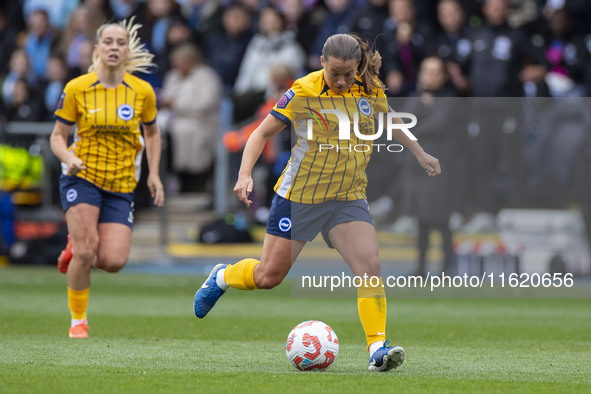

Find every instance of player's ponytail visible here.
[89,17,155,74]
[322,34,384,95]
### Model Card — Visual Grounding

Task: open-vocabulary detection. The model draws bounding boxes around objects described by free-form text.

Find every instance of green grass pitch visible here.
[1,266,590,393]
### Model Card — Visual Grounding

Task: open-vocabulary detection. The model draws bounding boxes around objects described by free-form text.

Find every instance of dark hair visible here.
[259,6,286,31]
[321,34,384,95]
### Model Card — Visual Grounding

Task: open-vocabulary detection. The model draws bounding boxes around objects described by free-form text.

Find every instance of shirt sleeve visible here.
[270,79,301,127]
[374,86,389,114]
[141,84,158,125]
[53,82,78,125]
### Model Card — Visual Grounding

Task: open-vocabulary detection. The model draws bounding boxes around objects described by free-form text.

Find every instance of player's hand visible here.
[234,174,254,207]
[65,155,86,176]
[417,151,441,176]
[147,173,165,207]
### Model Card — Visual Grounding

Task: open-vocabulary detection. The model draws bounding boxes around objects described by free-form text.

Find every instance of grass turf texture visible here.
[1,266,590,393]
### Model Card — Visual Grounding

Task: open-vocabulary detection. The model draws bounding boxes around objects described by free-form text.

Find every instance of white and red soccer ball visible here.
[285,320,339,371]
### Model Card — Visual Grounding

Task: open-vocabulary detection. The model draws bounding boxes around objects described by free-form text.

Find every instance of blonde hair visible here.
[89,17,155,74]
[322,34,384,95]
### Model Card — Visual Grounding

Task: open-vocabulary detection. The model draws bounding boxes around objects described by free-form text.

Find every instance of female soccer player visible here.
[194,34,440,371]
[49,19,164,338]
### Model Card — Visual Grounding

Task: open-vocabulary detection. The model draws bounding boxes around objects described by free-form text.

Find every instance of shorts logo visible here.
[357,97,372,116]
[128,202,135,224]
[278,217,292,232]
[117,104,134,121]
[66,189,77,202]
[277,89,295,109]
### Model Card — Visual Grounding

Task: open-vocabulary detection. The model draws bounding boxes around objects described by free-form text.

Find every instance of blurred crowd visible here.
[3,0,591,119]
[2,0,591,231]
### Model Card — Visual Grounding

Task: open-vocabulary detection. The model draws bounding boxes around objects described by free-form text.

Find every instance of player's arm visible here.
[234,114,286,207]
[49,120,86,176]
[142,122,165,207]
[388,105,441,177]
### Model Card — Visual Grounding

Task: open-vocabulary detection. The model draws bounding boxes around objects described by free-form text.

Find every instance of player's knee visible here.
[95,257,126,273]
[101,262,125,273]
[364,255,381,277]
[74,238,99,266]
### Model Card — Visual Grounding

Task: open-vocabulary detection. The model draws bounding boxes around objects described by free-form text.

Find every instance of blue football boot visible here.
[368,340,405,372]
[194,264,227,318]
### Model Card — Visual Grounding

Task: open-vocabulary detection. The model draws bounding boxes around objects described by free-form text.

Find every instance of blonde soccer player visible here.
[193,33,440,371]
[49,19,164,338]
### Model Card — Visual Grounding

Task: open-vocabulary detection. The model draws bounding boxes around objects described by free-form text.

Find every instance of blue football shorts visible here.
[266,194,374,248]
[59,175,135,228]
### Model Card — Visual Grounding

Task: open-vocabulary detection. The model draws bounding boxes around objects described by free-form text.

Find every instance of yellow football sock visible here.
[224,258,259,290]
[357,278,387,351]
[68,287,89,320]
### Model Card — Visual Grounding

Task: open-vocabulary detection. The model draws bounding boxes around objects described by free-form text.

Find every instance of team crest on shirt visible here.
[57,92,65,110]
[117,104,134,121]
[277,89,295,109]
[492,36,512,61]
[357,98,372,116]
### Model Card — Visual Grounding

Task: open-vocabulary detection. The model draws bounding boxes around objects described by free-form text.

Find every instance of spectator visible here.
[160,43,223,193]
[82,0,114,23]
[109,0,141,20]
[166,19,193,48]
[537,0,591,35]
[135,0,183,56]
[349,0,389,43]
[466,0,548,98]
[156,18,195,81]
[60,6,98,70]
[43,55,68,120]
[402,56,459,275]
[6,78,43,122]
[462,0,549,232]
[234,6,305,96]
[308,0,356,70]
[382,0,432,96]
[184,0,224,45]
[203,4,253,91]
[2,49,38,106]
[23,0,77,29]
[525,7,587,96]
[280,0,320,59]
[24,9,58,82]
[238,0,267,29]
[131,0,185,88]
[428,0,470,95]
[233,6,304,120]
[67,39,94,80]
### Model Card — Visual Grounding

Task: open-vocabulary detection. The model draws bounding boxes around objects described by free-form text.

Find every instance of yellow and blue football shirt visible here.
[271,70,388,204]
[54,71,157,193]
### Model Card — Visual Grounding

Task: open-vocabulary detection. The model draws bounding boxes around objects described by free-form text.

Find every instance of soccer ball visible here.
[285,320,339,371]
